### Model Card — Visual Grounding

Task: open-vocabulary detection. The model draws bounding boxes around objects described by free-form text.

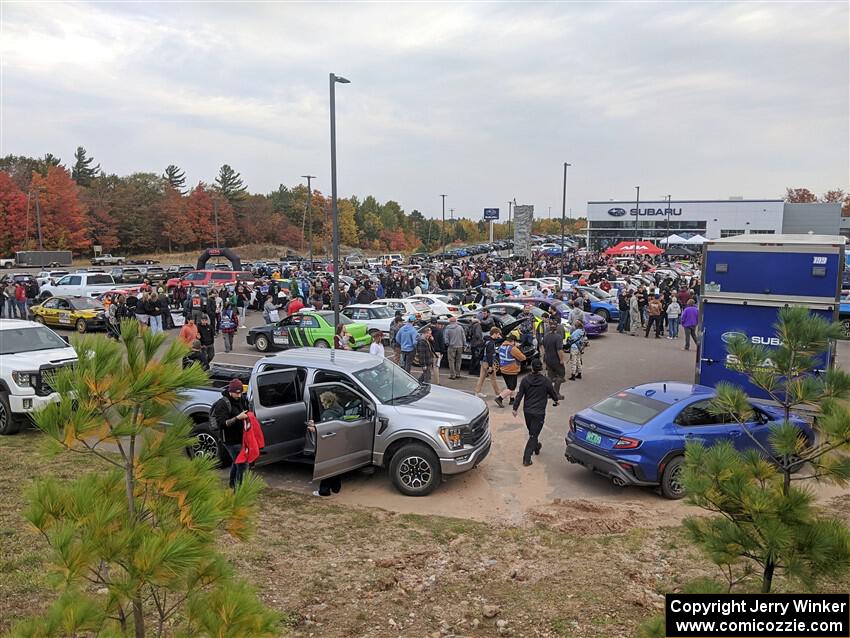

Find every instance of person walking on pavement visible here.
[395,315,419,373]
[644,295,663,338]
[568,320,586,381]
[443,315,467,380]
[513,359,560,466]
[474,326,502,398]
[666,298,681,339]
[429,317,445,384]
[629,291,641,337]
[680,299,699,350]
[220,301,239,353]
[542,315,566,399]
[494,331,526,408]
[416,326,436,383]
[467,316,484,377]
[198,314,215,364]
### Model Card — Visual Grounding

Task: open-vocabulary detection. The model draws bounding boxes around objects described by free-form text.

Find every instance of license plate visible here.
[585,430,602,446]
[274,336,289,345]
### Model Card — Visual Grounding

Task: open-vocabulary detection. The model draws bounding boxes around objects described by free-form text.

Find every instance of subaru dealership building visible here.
[585,198,841,249]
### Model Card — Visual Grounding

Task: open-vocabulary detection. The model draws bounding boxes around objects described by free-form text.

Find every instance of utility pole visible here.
[634,186,640,262]
[34,186,44,250]
[302,175,317,267]
[507,200,513,240]
[213,198,220,249]
[329,72,350,340]
[560,163,571,292]
[440,194,447,253]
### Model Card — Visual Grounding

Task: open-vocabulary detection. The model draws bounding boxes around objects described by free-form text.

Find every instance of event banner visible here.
[665,593,849,638]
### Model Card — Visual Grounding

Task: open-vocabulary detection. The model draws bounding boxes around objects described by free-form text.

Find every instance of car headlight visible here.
[12,371,37,387]
[439,426,464,451]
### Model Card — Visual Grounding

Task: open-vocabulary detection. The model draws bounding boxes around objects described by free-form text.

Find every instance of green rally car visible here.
[247,310,371,352]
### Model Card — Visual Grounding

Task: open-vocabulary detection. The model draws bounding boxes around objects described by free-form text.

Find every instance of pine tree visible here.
[11,323,278,637]
[164,164,187,192]
[215,164,247,202]
[71,146,100,186]
[683,307,850,593]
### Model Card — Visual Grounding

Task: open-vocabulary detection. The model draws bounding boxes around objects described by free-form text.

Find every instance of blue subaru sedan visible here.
[564,382,812,499]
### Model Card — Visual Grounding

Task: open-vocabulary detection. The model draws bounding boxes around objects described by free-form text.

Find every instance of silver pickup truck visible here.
[177,349,491,496]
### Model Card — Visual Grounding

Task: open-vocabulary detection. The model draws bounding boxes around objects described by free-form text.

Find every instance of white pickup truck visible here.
[91,254,125,266]
[0,319,77,435]
[40,272,117,299]
[0,257,14,269]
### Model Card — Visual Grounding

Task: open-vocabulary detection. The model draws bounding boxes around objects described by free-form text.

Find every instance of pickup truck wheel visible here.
[0,393,21,435]
[254,334,270,352]
[188,422,226,465]
[75,318,87,333]
[660,455,686,499]
[390,443,441,496]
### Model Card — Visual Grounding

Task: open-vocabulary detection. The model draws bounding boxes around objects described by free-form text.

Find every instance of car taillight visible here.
[568,416,576,432]
[447,306,458,312]
[614,437,641,449]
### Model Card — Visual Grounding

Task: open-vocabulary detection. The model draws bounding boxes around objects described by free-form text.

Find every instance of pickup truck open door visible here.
[308,382,375,481]
[249,368,307,463]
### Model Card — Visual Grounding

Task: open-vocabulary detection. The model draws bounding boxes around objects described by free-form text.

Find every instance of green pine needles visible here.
[684,307,850,594]
[9,321,279,637]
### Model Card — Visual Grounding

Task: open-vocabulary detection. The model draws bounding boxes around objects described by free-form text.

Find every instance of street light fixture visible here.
[560,162,571,292]
[302,175,317,268]
[329,72,349,343]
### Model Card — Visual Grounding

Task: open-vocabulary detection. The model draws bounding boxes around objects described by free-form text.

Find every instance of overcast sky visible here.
[2,1,847,219]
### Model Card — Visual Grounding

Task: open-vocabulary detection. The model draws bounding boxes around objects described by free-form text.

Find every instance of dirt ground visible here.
[3,322,850,636]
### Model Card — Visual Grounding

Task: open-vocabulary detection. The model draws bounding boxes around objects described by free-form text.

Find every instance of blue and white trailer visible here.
[696,234,845,400]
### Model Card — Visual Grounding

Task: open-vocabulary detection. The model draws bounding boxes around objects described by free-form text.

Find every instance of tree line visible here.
[0,148,587,257]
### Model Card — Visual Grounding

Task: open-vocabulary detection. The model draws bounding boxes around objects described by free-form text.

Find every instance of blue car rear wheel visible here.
[661,455,686,499]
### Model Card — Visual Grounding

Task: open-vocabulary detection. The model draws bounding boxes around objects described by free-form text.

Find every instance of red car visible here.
[165,270,252,290]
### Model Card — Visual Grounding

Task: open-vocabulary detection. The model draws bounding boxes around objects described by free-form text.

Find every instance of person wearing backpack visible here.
[220,301,239,353]
[474,326,502,399]
[494,331,526,408]
[568,320,586,381]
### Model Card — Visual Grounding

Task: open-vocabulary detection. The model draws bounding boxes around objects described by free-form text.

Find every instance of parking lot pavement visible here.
[207,313,850,525]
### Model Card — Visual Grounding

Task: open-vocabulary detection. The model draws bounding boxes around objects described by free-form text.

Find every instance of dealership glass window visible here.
[720,229,745,238]
[748,229,775,235]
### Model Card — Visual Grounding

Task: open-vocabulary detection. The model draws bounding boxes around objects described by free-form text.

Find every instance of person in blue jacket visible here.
[395,315,419,373]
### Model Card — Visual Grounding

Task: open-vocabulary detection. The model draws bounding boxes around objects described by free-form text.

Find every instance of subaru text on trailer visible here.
[176,349,491,496]
[0,319,78,435]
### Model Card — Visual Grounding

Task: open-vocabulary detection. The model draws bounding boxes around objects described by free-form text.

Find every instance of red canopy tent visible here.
[605,240,664,256]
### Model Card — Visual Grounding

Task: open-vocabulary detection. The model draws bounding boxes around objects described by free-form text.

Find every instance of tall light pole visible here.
[213,198,220,249]
[633,186,640,262]
[560,162,571,291]
[329,72,350,343]
[440,194,447,253]
[302,175,317,268]
[33,186,44,250]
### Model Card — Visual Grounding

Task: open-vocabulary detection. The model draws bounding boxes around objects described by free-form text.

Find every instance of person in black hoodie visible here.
[211,378,249,488]
[197,314,215,364]
[512,359,560,467]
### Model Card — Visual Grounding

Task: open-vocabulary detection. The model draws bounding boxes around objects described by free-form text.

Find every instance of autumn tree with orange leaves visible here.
[29,166,90,251]
[0,171,28,255]
[11,322,278,638]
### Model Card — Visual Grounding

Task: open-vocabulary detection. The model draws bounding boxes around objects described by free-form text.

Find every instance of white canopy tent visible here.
[659,234,688,245]
[686,235,708,245]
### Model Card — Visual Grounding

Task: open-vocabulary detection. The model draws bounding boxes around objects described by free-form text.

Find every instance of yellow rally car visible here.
[32,295,108,333]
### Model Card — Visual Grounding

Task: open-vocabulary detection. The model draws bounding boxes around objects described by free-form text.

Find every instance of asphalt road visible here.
[162,310,850,524]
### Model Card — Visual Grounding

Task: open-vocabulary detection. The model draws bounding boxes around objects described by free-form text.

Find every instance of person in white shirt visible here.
[369,331,385,358]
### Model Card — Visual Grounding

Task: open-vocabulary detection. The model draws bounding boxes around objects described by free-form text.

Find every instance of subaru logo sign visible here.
[608,207,627,217]
[720,331,747,344]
